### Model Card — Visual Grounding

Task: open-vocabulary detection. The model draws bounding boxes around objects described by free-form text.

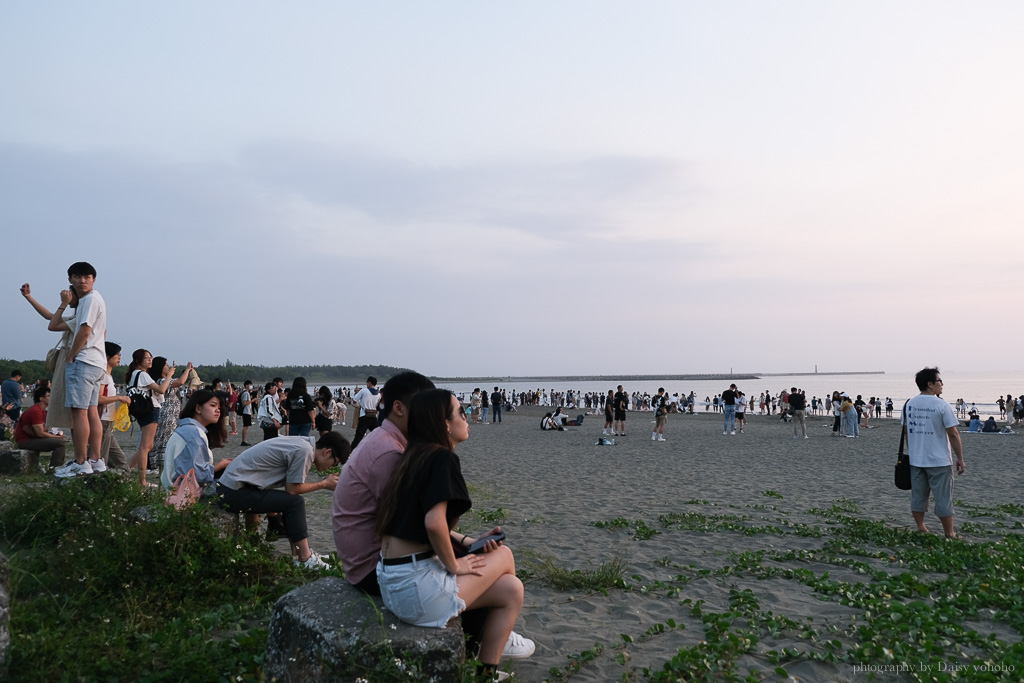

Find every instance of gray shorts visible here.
[910,465,955,517]
[377,556,465,628]
[65,360,105,409]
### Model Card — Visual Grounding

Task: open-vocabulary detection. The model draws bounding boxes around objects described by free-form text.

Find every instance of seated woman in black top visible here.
[376,389,524,673]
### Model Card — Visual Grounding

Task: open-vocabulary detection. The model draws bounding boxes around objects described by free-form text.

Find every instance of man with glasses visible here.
[217,431,350,569]
[901,367,965,539]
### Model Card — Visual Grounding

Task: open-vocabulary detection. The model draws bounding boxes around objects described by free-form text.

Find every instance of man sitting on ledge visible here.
[14,386,67,469]
[218,432,350,570]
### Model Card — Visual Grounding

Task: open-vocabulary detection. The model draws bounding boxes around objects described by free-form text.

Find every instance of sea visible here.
[330,371,1024,419]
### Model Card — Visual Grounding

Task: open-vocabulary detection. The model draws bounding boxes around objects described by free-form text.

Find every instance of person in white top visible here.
[123,349,175,487]
[900,367,965,539]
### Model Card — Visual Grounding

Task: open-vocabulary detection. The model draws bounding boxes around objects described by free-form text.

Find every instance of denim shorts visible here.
[377,556,465,628]
[64,361,106,409]
[136,406,160,427]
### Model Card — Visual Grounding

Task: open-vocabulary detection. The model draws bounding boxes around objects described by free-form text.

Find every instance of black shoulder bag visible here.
[894,403,912,490]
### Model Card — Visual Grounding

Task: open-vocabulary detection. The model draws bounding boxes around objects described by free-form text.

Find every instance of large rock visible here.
[0,449,41,475]
[0,551,9,679]
[265,577,465,682]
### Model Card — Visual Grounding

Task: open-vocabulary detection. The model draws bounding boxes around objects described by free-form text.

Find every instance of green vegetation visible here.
[0,357,413,386]
[0,475,309,681]
[537,500,1024,682]
[522,556,627,593]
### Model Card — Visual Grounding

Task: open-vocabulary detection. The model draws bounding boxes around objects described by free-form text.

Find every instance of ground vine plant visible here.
[539,501,1024,682]
[0,476,493,682]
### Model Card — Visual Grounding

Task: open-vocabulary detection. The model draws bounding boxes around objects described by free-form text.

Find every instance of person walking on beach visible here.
[613,385,628,436]
[721,384,738,435]
[351,376,380,448]
[789,388,808,439]
[491,387,503,424]
[602,390,614,435]
[651,388,668,441]
[901,367,965,539]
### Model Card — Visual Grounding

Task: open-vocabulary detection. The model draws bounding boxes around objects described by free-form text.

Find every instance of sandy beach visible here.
[121,405,1022,682]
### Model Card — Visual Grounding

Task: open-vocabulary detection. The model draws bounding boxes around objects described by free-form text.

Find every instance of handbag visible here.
[126,371,154,420]
[166,468,202,509]
[894,404,912,490]
[44,340,64,374]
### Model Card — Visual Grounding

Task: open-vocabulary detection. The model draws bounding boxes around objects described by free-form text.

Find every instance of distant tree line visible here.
[0,357,414,387]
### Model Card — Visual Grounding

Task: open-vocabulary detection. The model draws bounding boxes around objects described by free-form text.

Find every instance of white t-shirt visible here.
[72,291,107,368]
[902,394,959,468]
[100,372,118,421]
[129,370,159,409]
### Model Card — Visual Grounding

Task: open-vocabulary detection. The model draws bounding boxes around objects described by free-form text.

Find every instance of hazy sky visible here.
[3,2,1023,377]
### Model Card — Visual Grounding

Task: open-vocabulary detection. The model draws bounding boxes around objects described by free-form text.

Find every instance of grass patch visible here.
[0,475,313,681]
[524,556,627,593]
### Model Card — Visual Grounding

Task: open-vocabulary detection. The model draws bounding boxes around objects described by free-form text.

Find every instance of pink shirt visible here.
[332,419,406,585]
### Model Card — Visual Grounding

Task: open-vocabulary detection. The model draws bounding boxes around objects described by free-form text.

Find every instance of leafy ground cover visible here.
[536,500,1024,682]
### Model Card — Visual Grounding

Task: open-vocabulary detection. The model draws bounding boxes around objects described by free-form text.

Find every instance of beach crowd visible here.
[5,262,1015,677]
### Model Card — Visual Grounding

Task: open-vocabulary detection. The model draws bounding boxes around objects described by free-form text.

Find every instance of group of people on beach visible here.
[11,267,530,677]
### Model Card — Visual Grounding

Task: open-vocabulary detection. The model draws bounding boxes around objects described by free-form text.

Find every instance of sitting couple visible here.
[333,373,532,679]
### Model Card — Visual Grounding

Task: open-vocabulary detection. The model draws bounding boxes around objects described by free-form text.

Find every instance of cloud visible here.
[239,141,697,242]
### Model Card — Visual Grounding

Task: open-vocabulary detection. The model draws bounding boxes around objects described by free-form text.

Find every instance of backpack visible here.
[236,392,247,415]
[126,371,153,420]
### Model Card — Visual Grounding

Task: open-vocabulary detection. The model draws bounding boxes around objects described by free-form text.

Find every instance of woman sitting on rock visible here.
[375,389,525,678]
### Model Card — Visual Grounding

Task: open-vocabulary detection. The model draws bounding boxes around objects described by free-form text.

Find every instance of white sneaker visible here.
[651,434,657,440]
[502,630,535,659]
[730,431,736,435]
[723,431,728,435]
[295,551,330,570]
[658,436,665,442]
[55,460,93,477]
[88,458,107,473]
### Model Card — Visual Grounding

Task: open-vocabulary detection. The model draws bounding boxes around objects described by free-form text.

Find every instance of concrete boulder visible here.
[0,551,9,679]
[0,449,42,475]
[265,577,465,682]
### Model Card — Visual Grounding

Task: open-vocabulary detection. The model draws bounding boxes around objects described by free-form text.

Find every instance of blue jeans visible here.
[480,407,488,421]
[492,404,502,423]
[723,405,736,432]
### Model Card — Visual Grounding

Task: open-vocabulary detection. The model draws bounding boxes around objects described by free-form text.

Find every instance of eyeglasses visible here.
[932,379,944,384]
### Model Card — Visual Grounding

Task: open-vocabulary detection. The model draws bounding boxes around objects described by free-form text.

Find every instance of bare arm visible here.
[945,426,965,474]
[20,283,55,321]
[284,473,338,495]
[426,502,484,576]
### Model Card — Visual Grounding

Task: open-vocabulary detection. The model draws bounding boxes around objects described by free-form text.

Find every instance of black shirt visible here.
[789,393,806,410]
[287,393,313,426]
[721,389,737,406]
[386,448,471,545]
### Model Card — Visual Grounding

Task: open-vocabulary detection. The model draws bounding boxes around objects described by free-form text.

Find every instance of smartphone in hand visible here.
[467,531,506,554]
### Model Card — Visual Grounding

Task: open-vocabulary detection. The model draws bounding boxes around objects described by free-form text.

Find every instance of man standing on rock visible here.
[55,262,108,477]
[901,367,965,539]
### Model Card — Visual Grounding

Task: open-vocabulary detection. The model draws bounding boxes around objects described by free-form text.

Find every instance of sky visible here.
[2,2,1023,377]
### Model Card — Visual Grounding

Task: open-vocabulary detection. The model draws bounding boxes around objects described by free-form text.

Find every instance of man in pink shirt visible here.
[332,371,536,659]
[333,372,436,593]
